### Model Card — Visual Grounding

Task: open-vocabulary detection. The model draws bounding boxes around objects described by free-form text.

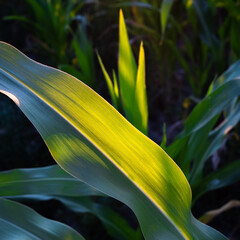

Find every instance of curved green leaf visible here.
[189,101,240,184]
[192,160,240,202]
[167,60,240,189]
[0,165,103,197]
[182,79,240,136]
[0,42,227,240]
[0,197,85,240]
[10,195,143,240]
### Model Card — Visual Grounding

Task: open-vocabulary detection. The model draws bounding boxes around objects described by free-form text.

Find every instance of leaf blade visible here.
[161,0,174,36]
[0,165,103,197]
[0,198,85,240]
[0,41,227,240]
[134,42,148,135]
[118,9,137,123]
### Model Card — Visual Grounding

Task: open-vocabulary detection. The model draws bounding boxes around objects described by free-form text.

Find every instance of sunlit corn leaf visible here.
[99,10,148,134]
[58,64,85,83]
[160,123,167,150]
[0,42,227,239]
[0,197,85,240]
[134,42,148,135]
[112,69,121,107]
[118,9,138,124]
[0,165,104,197]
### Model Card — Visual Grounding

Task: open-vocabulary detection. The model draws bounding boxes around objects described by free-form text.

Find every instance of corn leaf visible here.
[168,60,240,184]
[11,195,143,240]
[0,198,85,240]
[118,9,137,124]
[97,54,119,109]
[99,11,148,134]
[0,42,227,240]
[192,160,240,202]
[1,165,139,240]
[189,101,240,185]
[112,70,120,105]
[58,64,85,82]
[161,0,174,36]
[0,165,103,197]
[72,38,94,87]
[134,42,148,135]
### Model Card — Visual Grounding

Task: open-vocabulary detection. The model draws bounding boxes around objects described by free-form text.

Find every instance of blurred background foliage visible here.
[0,0,240,239]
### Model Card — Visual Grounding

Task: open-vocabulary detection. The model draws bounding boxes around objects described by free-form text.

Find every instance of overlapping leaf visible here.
[0,165,103,197]
[0,42,227,239]
[0,198,85,240]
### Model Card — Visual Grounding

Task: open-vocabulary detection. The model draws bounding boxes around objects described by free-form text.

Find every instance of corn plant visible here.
[0,41,229,239]
[167,60,240,203]
[0,164,144,240]
[98,10,148,135]
[110,0,174,38]
[109,1,225,97]
[108,1,178,98]
[4,0,90,64]
[210,0,240,60]
[59,25,96,88]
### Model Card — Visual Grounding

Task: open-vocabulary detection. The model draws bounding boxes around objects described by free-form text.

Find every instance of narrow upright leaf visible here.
[97,53,118,108]
[161,0,174,36]
[118,9,137,123]
[134,42,148,135]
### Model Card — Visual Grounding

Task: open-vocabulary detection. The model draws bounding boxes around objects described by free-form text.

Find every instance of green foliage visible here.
[109,0,240,97]
[4,0,89,64]
[59,26,96,88]
[160,0,174,37]
[1,2,240,238]
[0,41,227,239]
[110,1,178,98]
[0,164,142,240]
[98,10,148,135]
[167,60,240,202]
[0,197,85,240]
